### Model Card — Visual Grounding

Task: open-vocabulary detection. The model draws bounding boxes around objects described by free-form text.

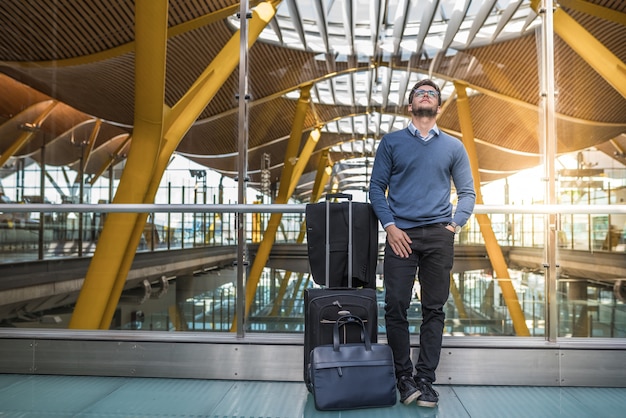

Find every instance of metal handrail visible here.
[2,203,625,214]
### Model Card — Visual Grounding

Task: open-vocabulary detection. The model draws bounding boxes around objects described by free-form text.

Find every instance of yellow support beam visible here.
[279,86,313,197]
[72,119,101,186]
[68,1,281,329]
[269,270,293,316]
[97,0,172,329]
[310,149,333,203]
[557,0,626,26]
[289,129,321,192]
[166,2,280,141]
[554,6,626,99]
[235,128,319,326]
[89,133,132,185]
[454,81,530,336]
[269,217,309,316]
[70,0,169,329]
[449,274,468,320]
[168,305,187,332]
[0,101,57,168]
[96,1,281,329]
[531,0,626,98]
[285,272,307,317]
[269,151,330,316]
[232,87,317,331]
[6,2,269,68]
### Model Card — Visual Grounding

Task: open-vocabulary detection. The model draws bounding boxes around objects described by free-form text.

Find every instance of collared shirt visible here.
[369,124,476,230]
[407,122,439,142]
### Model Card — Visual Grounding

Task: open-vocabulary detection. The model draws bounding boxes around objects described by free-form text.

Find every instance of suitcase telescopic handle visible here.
[325,193,352,201]
[324,193,353,287]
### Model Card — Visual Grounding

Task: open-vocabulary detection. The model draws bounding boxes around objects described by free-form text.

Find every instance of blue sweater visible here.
[369,126,476,229]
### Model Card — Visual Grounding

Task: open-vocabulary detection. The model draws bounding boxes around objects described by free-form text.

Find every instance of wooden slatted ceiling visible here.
[566,4,626,57]
[165,22,234,111]
[443,34,541,105]
[0,0,624,197]
[0,1,135,61]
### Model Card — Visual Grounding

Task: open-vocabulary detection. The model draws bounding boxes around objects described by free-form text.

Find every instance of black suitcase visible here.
[306,196,378,288]
[303,193,379,389]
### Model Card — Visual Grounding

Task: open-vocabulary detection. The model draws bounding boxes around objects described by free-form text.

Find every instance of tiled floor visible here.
[0,374,624,417]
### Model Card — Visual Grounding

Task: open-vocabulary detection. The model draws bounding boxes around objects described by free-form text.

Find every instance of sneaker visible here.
[397,375,420,405]
[415,377,439,407]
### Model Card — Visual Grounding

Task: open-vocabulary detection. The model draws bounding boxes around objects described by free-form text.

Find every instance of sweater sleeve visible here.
[368,138,394,228]
[450,145,476,227]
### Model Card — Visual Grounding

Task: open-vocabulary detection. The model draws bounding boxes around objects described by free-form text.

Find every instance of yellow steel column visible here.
[72,119,101,186]
[310,150,333,203]
[531,0,626,98]
[234,127,321,330]
[284,272,307,316]
[70,0,168,329]
[230,84,317,330]
[558,0,626,25]
[96,0,171,328]
[281,87,313,193]
[165,1,281,138]
[449,274,468,320]
[0,101,57,168]
[96,1,280,329]
[89,134,132,185]
[270,270,294,316]
[269,217,308,316]
[269,148,332,316]
[454,81,530,336]
[554,6,626,98]
[68,1,280,329]
[288,130,322,193]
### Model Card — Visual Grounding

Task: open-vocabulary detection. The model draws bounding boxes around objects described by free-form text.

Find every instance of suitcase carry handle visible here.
[332,314,371,351]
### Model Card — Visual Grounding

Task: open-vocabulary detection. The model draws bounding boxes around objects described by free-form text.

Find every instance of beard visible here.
[410,104,438,118]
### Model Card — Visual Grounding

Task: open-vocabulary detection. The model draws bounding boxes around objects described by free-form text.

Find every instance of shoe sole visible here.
[401,390,421,405]
[417,399,438,408]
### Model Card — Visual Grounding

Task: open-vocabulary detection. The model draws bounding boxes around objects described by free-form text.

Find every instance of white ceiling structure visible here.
[0,0,624,202]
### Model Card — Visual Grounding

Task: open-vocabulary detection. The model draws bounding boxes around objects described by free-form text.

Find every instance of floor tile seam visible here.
[448,385,473,418]
[70,376,141,416]
[0,373,36,395]
[202,379,239,417]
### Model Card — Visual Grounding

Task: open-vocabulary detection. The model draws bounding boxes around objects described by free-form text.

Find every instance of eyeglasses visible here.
[412,89,439,99]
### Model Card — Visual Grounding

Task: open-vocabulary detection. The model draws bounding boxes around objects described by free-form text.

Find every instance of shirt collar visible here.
[408,122,440,139]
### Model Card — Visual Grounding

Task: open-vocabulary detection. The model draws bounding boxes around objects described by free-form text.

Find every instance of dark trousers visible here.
[383,223,454,383]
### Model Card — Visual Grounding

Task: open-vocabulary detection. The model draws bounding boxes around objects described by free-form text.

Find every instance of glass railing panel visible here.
[0,204,624,342]
[557,277,626,338]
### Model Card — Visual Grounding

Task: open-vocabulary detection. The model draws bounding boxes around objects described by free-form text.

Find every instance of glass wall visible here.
[1,191,624,339]
[0,2,624,344]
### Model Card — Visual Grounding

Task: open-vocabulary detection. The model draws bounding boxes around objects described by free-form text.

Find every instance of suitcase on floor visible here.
[303,193,379,391]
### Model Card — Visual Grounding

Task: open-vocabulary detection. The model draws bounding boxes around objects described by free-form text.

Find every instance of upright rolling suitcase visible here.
[306,194,378,288]
[303,193,379,390]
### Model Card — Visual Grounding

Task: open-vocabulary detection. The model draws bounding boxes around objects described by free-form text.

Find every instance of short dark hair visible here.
[408,79,442,106]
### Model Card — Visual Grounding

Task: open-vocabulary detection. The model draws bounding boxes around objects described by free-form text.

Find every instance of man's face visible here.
[409,86,439,118]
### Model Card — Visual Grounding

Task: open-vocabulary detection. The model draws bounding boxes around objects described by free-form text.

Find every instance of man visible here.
[369,79,476,407]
